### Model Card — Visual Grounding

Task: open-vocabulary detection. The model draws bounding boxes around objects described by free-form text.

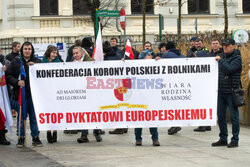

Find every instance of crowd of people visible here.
[0,36,242,148]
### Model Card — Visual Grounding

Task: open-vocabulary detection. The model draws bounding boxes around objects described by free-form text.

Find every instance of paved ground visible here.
[1,119,250,167]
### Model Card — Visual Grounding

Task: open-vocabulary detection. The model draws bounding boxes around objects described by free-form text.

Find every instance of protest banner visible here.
[29,58,218,130]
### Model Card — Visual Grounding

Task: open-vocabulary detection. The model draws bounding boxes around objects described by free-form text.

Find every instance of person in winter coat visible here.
[6,42,21,62]
[194,38,223,132]
[72,46,102,143]
[110,37,123,58]
[103,41,123,61]
[186,37,197,57]
[155,42,168,58]
[208,38,223,57]
[134,53,160,147]
[157,41,185,135]
[212,38,242,148]
[81,37,94,57]
[6,41,43,148]
[66,39,82,62]
[42,45,63,143]
[162,41,185,59]
[138,41,156,59]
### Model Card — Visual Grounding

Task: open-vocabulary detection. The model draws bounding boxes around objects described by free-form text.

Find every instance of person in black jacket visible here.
[5,42,21,118]
[110,37,123,58]
[212,38,242,148]
[156,41,184,135]
[103,41,123,61]
[102,41,127,135]
[81,37,94,57]
[186,37,197,57]
[155,42,167,58]
[6,42,21,62]
[208,38,223,57]
[194,38,209,57]
[6,41,43,148]
[0,50,5,65]
[194,38,223,132]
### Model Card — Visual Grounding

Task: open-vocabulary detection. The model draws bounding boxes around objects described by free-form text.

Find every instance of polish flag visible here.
[124,39,134,59]
[0,63,13,133]
[92,23,103,61]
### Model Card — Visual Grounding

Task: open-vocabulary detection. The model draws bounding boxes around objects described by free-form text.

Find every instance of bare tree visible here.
[88,0,117,38]
[223,0,228,39]
[142,0,146,45]
[140,0,171,45]
[177,0,188,51]
[75,0,124,38]
[177,0,182,45]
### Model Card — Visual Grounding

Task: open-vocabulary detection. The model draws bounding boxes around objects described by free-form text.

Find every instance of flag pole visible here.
[24,119,27,147]
[123,38,127,59]
[18,102,22,139]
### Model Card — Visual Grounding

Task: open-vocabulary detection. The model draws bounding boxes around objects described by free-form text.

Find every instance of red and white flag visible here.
[92,23,103,61]
[124,39,134,59]
[0,63,13,133]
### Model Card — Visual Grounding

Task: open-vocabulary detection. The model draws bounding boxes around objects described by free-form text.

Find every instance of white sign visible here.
[33,43,67,61]
[233,29,249,43]
[29,58,218,131]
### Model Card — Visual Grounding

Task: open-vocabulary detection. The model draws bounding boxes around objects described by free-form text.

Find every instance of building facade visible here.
[0,0,250,54]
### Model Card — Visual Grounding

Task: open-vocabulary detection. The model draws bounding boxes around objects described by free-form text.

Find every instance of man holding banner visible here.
[6,41,43,147]
[212,38,242,148]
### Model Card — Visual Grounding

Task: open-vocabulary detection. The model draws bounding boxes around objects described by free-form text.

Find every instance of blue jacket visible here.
[162,49,185,58]
[218,49,242,93]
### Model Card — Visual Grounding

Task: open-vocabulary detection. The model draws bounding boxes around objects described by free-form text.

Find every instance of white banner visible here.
[29,58,218,130]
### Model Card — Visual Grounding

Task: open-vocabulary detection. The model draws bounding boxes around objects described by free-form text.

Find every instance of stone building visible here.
[0,0,250,54]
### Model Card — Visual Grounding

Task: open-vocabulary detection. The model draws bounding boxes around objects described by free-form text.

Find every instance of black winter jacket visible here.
[104,48,122,61]
[0,54,5,65]
[208,48,223,57]
[218,49,242,93]
[186,46,196,57]
[112,46,123,58]
[6,51,19,62]
[6,55,42,100]
[66,45,74,62]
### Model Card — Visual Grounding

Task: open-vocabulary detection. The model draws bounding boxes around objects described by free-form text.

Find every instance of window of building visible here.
[243,0,250,13]
[131,0,154,14]
[40,0,58,15]
[188,0,209,14]
[73,0,89,15]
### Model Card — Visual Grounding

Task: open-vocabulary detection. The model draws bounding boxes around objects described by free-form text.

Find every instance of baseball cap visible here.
[222,38,235,45]
[190,36,198,42]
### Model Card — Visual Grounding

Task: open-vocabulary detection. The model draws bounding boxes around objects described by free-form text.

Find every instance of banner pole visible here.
[18,106,22,139]
[24,119,27,147]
